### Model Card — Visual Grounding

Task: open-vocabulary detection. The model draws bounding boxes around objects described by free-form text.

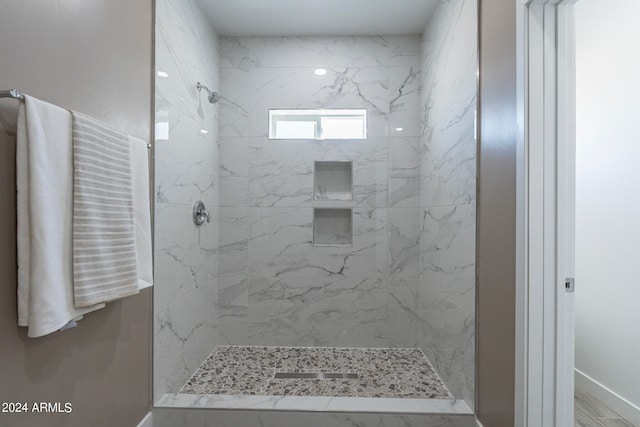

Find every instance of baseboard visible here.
[575,368,640,426]
[137,411,153,427]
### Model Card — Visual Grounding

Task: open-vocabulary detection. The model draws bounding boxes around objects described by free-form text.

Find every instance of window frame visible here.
[268,109,367,140]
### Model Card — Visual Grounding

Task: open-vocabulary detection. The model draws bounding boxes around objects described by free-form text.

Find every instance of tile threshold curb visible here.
[156,393,474,415]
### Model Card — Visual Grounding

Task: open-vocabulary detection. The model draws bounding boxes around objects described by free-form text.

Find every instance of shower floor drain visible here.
[274,372,359,380]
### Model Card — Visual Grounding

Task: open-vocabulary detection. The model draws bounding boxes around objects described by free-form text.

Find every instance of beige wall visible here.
[0,1,153,426]
[477,0,517,425]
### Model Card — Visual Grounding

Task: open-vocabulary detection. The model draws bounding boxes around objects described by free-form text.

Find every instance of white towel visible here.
[71,112,139,307]
[17,95,104,338]
[129,136,153,290]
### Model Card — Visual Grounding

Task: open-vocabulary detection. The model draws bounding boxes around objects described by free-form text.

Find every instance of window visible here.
[269,109,367,140]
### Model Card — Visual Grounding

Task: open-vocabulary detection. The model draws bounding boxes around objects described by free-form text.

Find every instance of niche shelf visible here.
[314,161,353,201]
[313,208,352,247]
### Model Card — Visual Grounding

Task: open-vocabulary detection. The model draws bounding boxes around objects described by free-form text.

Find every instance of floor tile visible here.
[576,388,621,418]
[575,405,605,427]
[594,418,634,427]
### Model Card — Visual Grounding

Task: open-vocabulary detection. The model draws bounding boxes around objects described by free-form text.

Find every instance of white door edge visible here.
[515,1,577,426]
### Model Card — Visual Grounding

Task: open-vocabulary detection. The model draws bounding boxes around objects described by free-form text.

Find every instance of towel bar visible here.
[1,89,152,149]
[0,89,25,100]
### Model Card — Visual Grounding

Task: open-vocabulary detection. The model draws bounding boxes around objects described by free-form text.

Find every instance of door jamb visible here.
[515,1,577,426]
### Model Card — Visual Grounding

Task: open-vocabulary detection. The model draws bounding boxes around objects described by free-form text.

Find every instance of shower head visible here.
[196,81,221,104]
[208,91,221,104]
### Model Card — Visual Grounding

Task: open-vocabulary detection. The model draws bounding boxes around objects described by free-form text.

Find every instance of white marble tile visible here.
[219,176,249,207]
[420,0,477,207]
[154,287,218,399]
[389,177,420,209]
[155,203,218,312]
[154,344,213,404]
[389,67,422,138]
[218,275,249,345]
[156,0,219,124]
[155,203,199,312]
[389,137,421,207]
[420,205,475,294]
[262,136,387,208]
[389,208,421,279]
[387,279,421,348]
[155,0,220,402]
[246,207,312,274]
[220,37,261,70]
[246,137,387,208]
[157,393,474,417]
[389,137,421,174]
[418,0,477,405]
[219,68,251,137]
[154,109,218,206]
[221,36,421,69]
[419,284,475,409]
[155,0,220,206]
[420,204,476,404]
[213,35,478,364]
[218,39,411,360]
[352,138,389,208]
[155,58,219,142]
[155,45,201,128]
[205,411,476,427]
[202,208,219,277]
[420,105,476,207]
[250,67,390,138]
[247,37,357,68]
[250,36,392,68]
[349,36,400,67]
[388,35,423,68]
[247,207,389,279]
[218,137,248,178]
[247,276,388,347]
[309,207,389,278]
[155,287,218,351]
[248,139,315,207]
[219,275,248,316]
[218,316,249,346]
[152,407,476,427]
[218,207,249,275]
[153,408,204,427]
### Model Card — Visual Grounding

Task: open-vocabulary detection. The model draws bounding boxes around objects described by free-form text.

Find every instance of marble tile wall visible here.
[154,2,477,408]
[154,0,220,401]
[218,36,423,349]
[419,0,477,408]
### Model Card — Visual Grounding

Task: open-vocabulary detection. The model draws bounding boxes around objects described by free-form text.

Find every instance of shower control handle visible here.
[193,201,210,226]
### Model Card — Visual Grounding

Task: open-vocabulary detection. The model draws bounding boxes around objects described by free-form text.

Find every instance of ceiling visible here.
[195,0,439,36]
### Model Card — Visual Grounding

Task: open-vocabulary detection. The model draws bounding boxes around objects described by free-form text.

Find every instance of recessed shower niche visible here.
[314,161,353,201]
[313,208,352,247]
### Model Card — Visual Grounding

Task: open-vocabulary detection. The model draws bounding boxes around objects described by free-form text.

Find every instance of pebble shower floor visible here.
[179,346,452,399]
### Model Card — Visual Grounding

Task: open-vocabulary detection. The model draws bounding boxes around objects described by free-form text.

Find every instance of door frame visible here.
[515,1,577,426]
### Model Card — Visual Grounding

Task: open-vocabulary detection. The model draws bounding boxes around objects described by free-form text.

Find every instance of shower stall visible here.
[153,0,477,425]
